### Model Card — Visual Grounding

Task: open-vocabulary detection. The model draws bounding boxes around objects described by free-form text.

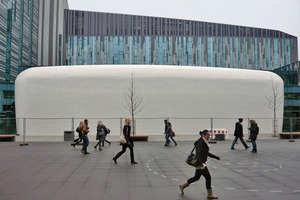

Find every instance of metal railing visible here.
[1,117,299,139]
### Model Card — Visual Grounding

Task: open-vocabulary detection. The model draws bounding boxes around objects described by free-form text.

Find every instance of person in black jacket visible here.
[112,118,138,165]
[248,119,259,153]
[231,118,250,150]
[71,121,84,147]
[179,130,220,199]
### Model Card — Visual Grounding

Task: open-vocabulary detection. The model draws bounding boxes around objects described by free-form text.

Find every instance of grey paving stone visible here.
[0,138,300,200]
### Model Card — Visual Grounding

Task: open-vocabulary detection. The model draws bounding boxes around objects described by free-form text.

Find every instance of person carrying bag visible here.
[179,130,220,199]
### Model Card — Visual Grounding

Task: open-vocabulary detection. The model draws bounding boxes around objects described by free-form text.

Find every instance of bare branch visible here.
[262,76,283,137]
[122,72,147,135]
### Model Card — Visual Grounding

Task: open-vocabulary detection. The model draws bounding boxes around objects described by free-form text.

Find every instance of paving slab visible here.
[0,137,300,200]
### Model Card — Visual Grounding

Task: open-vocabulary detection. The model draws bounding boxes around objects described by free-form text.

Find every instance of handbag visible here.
[119,134,127,144]
[171,131,175,137]
[186,146,198,167]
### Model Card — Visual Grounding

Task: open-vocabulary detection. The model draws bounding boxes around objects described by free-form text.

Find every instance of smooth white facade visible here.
[15,65,284,137]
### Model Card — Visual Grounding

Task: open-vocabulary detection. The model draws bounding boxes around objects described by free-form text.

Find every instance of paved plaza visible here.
[0,136,300,200]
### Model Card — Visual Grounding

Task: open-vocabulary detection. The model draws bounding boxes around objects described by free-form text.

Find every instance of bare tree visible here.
[123,72,146,135]
[262,76,283,137]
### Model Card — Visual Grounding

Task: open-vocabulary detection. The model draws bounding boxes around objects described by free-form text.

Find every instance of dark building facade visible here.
[63,10,298,70]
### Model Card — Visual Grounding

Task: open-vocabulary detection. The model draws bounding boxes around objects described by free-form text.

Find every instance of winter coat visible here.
[194,137,219,167]
[234,122,243,137]
[249,122,259,140]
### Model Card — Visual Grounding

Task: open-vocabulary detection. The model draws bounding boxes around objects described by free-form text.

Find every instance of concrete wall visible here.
[15,65,284,137]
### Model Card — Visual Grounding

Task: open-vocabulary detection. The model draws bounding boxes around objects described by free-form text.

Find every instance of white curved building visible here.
[15,65,284,137]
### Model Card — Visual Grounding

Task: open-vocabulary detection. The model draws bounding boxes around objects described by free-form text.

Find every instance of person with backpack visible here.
[71,121,84,147]
[248,119,259,153]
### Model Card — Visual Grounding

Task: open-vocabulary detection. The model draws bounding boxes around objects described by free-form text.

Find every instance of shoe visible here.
[231,148,235,150]
[71,144,75,147]
[84,152,90,154]
[99,148,102,151]
[175,143,177,146]
[251,150,257,153]
[113,158,117,164]
[109,142,111,146]
[245,146,250,150]
[131,161,138,165]
[94,146,97,150]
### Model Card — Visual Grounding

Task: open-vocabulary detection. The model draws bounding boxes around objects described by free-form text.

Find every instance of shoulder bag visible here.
[186,146,198,167]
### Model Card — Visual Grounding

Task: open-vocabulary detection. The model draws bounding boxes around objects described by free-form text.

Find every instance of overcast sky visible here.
[68,0,300,59]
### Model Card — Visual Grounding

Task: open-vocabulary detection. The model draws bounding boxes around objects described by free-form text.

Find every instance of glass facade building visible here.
[0,0,39,112]
[63,10,298,70]
[274,61,300,132]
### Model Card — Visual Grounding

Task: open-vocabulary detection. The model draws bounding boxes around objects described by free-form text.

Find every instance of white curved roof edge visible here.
[16,65,282,82]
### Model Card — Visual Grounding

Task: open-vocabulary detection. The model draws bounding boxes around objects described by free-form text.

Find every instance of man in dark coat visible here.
[231,118,249,150]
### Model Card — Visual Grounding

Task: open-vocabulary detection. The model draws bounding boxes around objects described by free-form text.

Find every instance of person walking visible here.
[164,119,170,146]
[164,121,177,146]
[102,126,111,147]
[94,120,106,150]
[112,118,138,165]
[248,119,259,153]
[81,119,90,154]
[231,118,250,150]
[179,130,220,199]
[71,121,84,147]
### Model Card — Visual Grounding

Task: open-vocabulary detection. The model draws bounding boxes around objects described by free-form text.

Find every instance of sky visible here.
[68,0,300,59]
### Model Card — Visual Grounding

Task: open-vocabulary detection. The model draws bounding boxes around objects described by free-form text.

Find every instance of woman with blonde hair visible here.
[71,121,84,147]
[112,118,138,165]
[94,120,106,150]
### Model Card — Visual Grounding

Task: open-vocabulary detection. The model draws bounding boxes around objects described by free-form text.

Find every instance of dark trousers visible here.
[101,135,110,146]
[95,135,104,149]
[187,167,212,189]
[231,136,248,149]
[114,143,135,162]
[82,135,89,153]
[165,133,177,145]
[74,137,83,145]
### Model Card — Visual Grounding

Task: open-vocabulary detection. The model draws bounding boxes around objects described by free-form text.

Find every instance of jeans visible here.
[187,167,212,189]
[251,139,257,151]
[165,133,177,145]
[82,135,89,153]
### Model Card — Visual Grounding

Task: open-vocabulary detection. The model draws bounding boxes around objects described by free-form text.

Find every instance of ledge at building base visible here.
[0,135,15,142]
[279,133,300,139]
[130,135,149,142]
